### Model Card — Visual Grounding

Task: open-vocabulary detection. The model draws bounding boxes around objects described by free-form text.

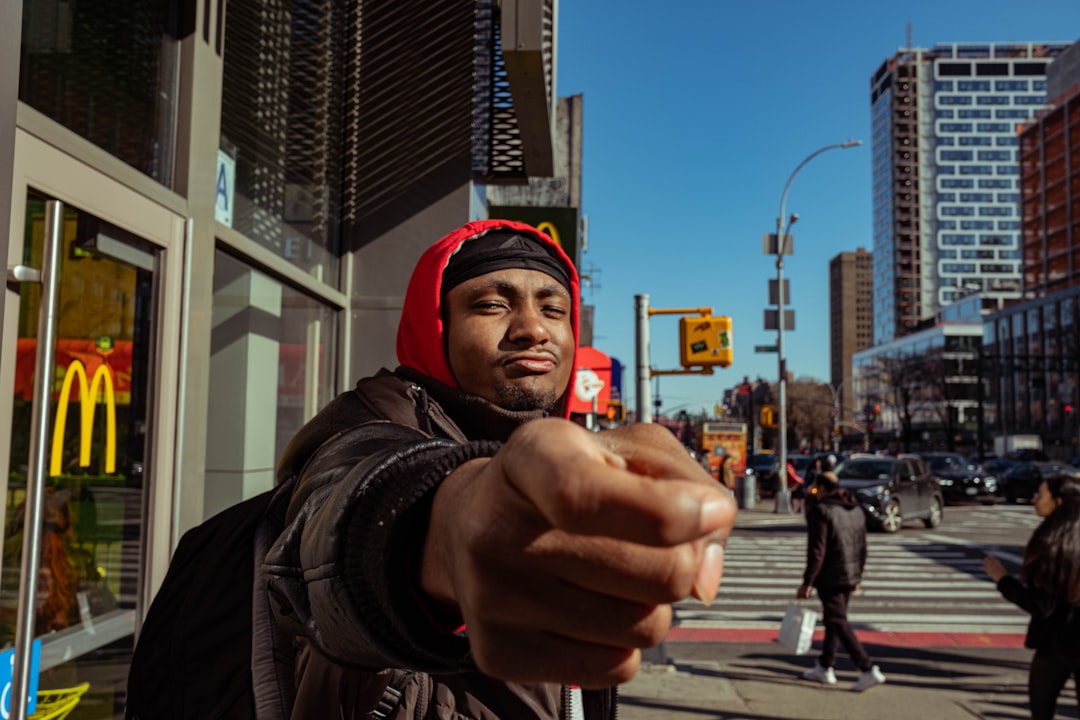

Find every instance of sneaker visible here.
[852,665,886,692]
[801,661,837,685]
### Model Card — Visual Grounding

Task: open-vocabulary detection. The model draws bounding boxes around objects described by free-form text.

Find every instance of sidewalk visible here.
[619,641,1044,720]
[610,497,1063,719]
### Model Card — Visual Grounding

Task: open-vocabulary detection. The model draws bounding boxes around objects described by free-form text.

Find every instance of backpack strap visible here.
[251,477,300,720]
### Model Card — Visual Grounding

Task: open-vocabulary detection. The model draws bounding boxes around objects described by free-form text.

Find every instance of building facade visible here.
[852,323,983,452]
[982,40,1080,459]
[870,42,1069,344]
[829,248,873,432]
[0,0,565,713]
[1019,41,1080,298]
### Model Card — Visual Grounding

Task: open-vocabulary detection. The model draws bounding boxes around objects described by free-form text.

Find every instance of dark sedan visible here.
[833,453,944,533]
[747,453,779,496]
[920,452,999,505]
[998,461,1080,502]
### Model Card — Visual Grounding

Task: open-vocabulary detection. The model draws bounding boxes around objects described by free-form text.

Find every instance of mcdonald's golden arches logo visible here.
[50,360,117,476]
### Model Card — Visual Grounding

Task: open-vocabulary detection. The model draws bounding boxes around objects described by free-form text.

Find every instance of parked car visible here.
[919,452,999,505]
[747,453,779,496]
[1004,448,1049,462]
[833,453,944,533]
[998,461,1080,502]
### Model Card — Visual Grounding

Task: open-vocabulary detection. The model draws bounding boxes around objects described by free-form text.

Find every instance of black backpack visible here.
[124,484,292,720]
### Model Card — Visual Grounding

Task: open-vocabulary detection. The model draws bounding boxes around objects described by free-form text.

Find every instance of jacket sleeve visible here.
[996,575,1057,620]
[803,508,827,587]
[263,421,501,673]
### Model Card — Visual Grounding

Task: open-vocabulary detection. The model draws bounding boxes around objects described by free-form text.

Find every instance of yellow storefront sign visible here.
[50,360,117,476]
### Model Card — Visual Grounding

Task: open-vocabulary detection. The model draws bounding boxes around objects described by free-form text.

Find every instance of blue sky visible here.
[555,0,1077,416]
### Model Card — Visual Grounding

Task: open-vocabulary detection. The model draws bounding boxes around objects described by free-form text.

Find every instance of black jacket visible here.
[263,368,616,719]
[996,575,1080,657]
[803,488,867,590]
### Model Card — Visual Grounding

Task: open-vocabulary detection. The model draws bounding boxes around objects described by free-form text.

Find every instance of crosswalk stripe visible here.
[679,525,1029,634]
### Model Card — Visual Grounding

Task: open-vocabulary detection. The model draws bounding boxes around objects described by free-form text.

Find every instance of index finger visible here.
[499,425,735,547]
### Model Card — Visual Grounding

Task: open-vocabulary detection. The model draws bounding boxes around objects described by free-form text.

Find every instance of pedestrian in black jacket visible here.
[796,471,886,691]
[984,475,1080,720]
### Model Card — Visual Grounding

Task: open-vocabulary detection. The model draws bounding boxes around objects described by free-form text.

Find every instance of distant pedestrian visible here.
[983,475,1080,720]
[792,456,820,513]
[717,450,736,491]
[796,471,886,692]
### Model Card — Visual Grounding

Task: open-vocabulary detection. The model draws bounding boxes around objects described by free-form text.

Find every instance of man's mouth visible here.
[505,355,556,373]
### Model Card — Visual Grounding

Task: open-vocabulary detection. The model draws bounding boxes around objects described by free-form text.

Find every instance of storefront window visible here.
[19,0,181,185]
[218,0,344,283]
[203,251,337,516]
[5,192,158,716]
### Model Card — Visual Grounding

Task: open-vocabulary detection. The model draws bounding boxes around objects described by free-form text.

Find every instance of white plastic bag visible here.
[778,601,817,655]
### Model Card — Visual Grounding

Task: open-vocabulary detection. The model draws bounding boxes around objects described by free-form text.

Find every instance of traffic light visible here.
[761,404,777,428]
[606,400,625,422]
[679,315,733,368]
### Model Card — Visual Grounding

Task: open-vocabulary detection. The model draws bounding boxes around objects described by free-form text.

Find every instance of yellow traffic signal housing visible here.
[679,315,733,367]
[606,400,625,422]
[760,404,776,428]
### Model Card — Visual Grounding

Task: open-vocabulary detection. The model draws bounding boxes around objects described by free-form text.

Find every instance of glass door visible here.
[4,194,155,717]
[2,130,185,719]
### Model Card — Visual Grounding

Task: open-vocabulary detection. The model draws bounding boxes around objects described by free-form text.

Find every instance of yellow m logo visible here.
[50,360,117,476]
[535,221,561,247]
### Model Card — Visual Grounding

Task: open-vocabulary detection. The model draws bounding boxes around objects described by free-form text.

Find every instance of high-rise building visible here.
[829,248,874,431]
[977,39,1080,453]
[869,42,1069,344]
[1019,40,1080,297]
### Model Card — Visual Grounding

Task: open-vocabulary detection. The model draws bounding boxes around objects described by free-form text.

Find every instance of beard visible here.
[491,380,559,412]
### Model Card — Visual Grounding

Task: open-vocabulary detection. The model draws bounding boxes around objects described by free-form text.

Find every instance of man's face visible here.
[444,268,574,412]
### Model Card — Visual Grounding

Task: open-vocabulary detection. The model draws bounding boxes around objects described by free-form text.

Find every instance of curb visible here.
[666,627,1026,648]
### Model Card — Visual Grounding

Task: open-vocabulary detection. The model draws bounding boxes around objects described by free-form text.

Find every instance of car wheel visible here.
[880,500,903,533]
[923,496,943,528]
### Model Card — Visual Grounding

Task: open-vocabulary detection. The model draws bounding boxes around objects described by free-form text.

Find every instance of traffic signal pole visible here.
[635,295,652,423]
[635,295,728,424]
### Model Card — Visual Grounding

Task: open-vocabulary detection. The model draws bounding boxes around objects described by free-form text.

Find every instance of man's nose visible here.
[508,307,550,343]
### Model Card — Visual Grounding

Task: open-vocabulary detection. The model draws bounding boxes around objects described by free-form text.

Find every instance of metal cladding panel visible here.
[340,0,558,247]
[496,0,556,178]
[342,0,477,248]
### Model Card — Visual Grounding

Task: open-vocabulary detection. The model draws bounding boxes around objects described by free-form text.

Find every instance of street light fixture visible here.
[773,140,862,513]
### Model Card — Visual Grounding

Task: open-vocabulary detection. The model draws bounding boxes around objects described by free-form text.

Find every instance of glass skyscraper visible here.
[869,42,1069,344]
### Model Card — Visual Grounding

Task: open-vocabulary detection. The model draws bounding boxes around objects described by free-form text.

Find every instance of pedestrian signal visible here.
[679,315,733,368]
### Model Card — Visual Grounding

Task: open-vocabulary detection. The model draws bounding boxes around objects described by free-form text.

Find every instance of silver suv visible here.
[833,454,944,533]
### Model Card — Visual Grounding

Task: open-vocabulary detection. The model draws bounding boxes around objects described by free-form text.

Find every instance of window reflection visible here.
[19,0,181,185]
[204,251,337,516]
[4,194,155,717]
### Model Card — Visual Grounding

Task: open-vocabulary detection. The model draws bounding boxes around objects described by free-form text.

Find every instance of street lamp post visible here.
[828,382,842,453]
[773,140,862,513]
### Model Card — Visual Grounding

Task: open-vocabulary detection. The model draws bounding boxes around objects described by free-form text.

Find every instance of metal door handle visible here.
[6,265,41,284]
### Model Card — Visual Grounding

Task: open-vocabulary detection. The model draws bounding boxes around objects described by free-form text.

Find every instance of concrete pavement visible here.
[618,641,1047,720]
[610,498,1079,719]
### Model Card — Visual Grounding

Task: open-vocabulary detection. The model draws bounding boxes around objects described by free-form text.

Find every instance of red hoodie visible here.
[396,219,581,419]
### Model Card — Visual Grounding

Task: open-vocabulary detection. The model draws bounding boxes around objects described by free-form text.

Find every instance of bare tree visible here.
[878,352,927,452]
[787,378,835,451]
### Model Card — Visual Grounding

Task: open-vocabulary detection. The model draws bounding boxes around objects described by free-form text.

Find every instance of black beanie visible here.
[441,231,572,297]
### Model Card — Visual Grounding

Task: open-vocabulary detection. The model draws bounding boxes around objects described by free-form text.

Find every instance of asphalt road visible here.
[673,501,1039,638]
